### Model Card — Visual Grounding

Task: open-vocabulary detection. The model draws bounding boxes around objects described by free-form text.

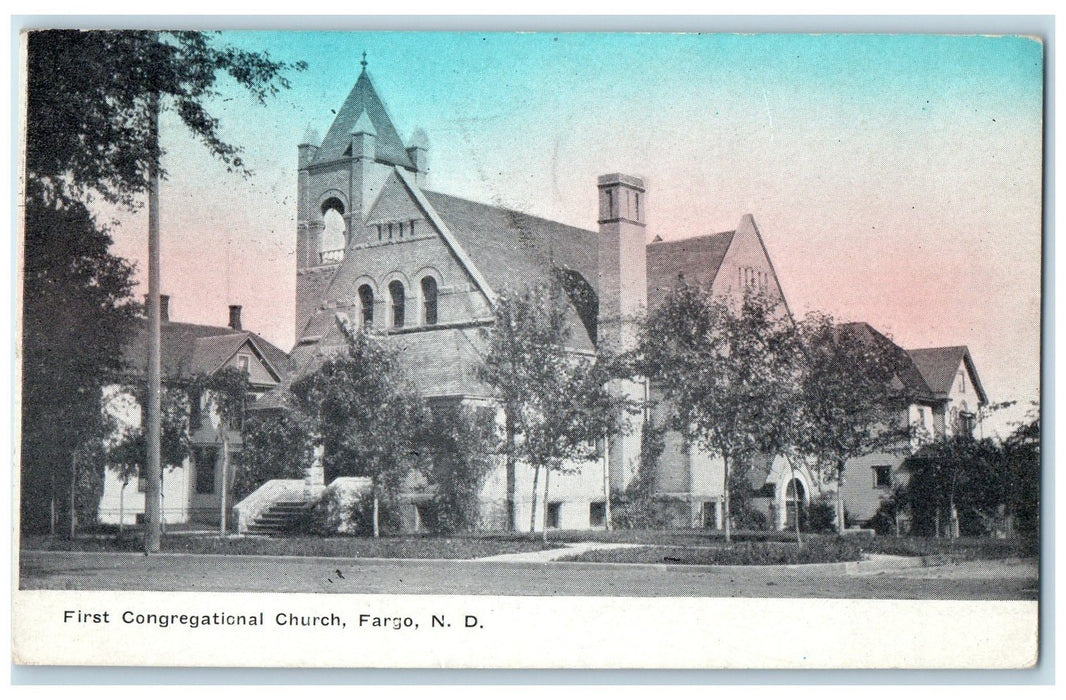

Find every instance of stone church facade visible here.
[265,60,985,533]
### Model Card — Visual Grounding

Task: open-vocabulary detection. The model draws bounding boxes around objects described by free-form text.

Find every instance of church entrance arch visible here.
[783,477,807,529]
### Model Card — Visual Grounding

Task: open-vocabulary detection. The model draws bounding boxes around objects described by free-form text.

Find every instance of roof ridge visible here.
[422,188,598,236]
[647,230,735,246]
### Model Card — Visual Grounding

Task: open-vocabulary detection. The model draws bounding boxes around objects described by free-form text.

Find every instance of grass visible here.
[21,529,1037,563]
[561,538,866,566]
[20,532,553,560]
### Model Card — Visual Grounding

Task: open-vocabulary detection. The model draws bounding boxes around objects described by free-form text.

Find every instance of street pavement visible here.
[18,549,1039,599]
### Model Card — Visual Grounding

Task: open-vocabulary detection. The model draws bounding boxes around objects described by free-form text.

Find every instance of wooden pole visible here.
[144,88,162,554]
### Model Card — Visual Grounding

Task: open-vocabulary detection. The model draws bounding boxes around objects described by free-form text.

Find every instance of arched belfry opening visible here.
[320,198,347,262]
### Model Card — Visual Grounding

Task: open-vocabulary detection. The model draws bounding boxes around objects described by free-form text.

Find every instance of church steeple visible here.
[312,62,413,168]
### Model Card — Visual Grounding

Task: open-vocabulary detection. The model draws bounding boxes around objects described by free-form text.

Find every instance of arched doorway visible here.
[783,477,807,529]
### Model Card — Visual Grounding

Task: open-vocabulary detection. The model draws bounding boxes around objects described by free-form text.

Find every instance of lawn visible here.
[20,529,1036,564]
[19,532,553,560]
[560,538,866,566]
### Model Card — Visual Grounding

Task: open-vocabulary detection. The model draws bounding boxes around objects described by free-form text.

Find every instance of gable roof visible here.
[122,320,290,384]
[908,346,988,404]
[835,322,934,400]
[646,230,735,310]
[312,68,414,168]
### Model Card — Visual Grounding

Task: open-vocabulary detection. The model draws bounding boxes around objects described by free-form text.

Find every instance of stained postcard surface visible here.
[13,28,1043,669]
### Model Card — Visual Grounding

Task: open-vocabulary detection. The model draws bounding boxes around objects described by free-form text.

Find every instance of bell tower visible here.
[293,54,429,341]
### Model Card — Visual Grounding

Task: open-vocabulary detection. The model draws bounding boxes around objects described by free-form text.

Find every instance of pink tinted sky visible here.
[101,32,1044,437]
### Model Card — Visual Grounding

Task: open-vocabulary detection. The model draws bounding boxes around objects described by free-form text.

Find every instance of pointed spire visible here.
[361,50,368,71]
[312,62,414,168]
[299,125,321,147]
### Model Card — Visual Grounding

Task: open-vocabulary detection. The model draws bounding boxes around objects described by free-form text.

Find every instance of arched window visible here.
[389,280,405,329]
[421,276,438,326]
[358,284,374,327]
[320,198,347,258]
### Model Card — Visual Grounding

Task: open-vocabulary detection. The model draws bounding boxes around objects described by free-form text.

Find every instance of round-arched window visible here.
[389,280,406,329]
[421,276,438,326]
[358,284,374,327]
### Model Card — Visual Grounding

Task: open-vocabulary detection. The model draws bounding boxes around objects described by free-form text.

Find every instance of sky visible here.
[99,31,1044,437]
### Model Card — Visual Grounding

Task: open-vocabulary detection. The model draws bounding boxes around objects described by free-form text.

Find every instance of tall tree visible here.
[26,30,305,209]
[20,196,140,534]
[480,284,633,540]
[794,315,910,534]
[23,30,304,547]
[637,284,798,542]
[290,326,427,538]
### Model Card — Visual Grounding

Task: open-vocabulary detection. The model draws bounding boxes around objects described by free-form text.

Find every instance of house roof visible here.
[122,319,290,384]
[646,230,735,310]
[833,322,934,400]
[312,68,414,168]
[908,345,988,404]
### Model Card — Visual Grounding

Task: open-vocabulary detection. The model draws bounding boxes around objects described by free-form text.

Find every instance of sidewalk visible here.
[476,541,643,562]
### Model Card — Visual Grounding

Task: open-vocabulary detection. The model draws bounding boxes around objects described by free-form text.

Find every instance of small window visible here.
[137,470,146,493]
[358,285,374,327]
[421,276,438,326]
[702,501,718,529]
[605,190,614,218]
[410,219,417,236]
[635,192,641,219]
[389,280,406,329]
[237,354,250,375]
[195,446,219,495]
[873,465,892,489]
[546,502,562,529]
[589,502,606,527]
[376,225,382,242]
[960,412,976,438]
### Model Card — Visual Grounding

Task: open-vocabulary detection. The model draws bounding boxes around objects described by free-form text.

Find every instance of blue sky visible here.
[101,31,1044,435]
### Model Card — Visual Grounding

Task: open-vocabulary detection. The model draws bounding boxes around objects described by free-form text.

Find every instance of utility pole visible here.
[144,88,162,554]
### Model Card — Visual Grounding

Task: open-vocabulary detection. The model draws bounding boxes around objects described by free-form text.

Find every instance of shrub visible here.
[806,495,837,533]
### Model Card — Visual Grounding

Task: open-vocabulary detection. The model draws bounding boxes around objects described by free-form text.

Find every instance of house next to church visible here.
[97,298,290,527]
[236,58,986,534]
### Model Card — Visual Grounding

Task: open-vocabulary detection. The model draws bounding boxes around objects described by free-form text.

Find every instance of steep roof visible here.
[908,346,988,404]
[834,322,935,401]
[312,68,414,168]
[123,320,289,384]
[421,189,600,351]
[646,231,735,310]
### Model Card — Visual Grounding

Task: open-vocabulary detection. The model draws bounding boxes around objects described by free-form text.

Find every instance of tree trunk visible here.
[602,436,612,531]
[836,461,846,535]
[789,462,803,548]
[723,455,731,543]
[119,481,126,534]
[528,464,540,539]
[219,434,229,536]
[69,451,77,541]
[144,87,162,555]
[505,413,516,531]
[372,489,380,538]
[542,468,552,544]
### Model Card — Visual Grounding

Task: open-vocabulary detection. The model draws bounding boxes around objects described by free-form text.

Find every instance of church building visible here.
[238,57,986,534]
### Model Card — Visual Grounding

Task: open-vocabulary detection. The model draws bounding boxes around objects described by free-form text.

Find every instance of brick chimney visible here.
[145,294,171,322]
[228,305,242,331]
